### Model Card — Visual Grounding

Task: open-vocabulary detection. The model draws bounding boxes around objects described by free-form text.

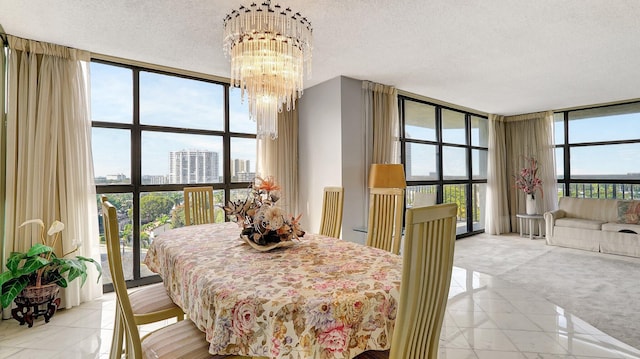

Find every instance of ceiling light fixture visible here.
[223,1,313,139]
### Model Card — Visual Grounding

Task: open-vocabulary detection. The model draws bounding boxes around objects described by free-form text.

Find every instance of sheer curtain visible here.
[3,35,102,313]
[363,81,399,165]
[485,111,557,234]
[485,115,511,234]
[257,107,299,216]
[0,34,7,310]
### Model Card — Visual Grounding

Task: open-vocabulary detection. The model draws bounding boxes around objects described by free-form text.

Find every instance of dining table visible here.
[144,222,402,359]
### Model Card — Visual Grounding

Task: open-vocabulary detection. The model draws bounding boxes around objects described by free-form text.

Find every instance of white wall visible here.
[298,77,342,235]
[298,76,367,244]
[339,77,367,244]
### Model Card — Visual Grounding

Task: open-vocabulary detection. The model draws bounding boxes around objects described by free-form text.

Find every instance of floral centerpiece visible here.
[223,176,305,247]
[514,157,543,199]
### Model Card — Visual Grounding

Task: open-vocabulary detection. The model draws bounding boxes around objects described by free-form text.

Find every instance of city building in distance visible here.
[169,149,219,184]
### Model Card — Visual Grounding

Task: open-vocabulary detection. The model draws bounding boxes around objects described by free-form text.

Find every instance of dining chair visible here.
[356,203,458,359]
[318,186,344,238]
[103,196,258,359]
[101,196,184,359]
[184,186,216,226]
[366,187,404,254]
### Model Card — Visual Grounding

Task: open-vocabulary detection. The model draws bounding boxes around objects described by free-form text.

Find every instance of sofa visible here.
[544,197,640,257]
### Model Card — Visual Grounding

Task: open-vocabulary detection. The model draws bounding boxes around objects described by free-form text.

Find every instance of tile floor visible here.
[0,266,639,359]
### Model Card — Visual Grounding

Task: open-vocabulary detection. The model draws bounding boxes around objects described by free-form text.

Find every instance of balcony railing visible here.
[406,183,486,234]
[560,183,640,199]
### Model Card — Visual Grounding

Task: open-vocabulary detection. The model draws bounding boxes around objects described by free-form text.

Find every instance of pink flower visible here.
[317,324,349,353]
[372,271,387,281]
[514,157,544,198]
[270,337,281,357]
[314,281,335,291]
[231,299,256,336]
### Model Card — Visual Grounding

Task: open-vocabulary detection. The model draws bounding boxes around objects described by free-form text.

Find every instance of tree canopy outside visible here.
[140,194,174,224]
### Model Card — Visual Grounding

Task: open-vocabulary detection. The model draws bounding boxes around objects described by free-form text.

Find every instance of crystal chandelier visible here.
[223,1,313,139]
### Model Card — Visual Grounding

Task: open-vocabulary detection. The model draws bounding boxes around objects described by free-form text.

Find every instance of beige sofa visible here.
[544,197,640,257]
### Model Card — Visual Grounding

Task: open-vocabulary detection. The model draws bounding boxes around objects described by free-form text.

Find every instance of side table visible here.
[516,213,544,240]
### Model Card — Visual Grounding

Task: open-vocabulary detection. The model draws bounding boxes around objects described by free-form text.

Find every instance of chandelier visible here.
[223,1,313,139]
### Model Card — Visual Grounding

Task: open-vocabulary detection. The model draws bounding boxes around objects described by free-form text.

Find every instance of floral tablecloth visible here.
[144,222,402,359]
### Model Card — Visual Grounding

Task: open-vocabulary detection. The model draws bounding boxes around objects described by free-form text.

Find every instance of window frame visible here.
[555,101,640,199]
[399,96,488,237]
[92,59,256,290]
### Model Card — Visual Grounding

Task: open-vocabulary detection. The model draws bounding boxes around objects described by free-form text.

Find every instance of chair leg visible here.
[110,305,124,359]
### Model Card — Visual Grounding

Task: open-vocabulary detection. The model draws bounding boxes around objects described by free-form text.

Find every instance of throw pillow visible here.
[617,200,640,224]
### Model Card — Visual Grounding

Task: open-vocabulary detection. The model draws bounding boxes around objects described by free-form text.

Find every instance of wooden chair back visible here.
[101,196,145,357]
[390,203,457,359]
[103,197,250,359]
[184,186,215,226]
[366,187,404,254]
[319,186,344,238]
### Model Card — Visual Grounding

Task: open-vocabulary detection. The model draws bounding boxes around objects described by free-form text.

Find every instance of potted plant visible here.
[0,219,102,322]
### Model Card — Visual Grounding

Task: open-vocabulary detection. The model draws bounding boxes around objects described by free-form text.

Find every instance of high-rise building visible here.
[169,150,219,184]
[142,175,167,185]
[231,158,254,182]
[106,173,127,182]
[231,158,250,178]
[237,171,256,182]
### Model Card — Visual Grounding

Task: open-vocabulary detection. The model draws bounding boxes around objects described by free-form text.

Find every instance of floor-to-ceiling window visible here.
[91,60,256,290]
[554,101,640,199]
[399,96,488,236]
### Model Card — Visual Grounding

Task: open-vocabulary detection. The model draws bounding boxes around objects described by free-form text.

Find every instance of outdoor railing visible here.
[406,184,485,232]
[561,183,640,200]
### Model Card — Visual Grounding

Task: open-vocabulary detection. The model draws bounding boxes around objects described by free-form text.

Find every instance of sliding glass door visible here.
[400,96,488,236]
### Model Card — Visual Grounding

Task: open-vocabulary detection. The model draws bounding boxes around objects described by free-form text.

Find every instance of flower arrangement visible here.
[0,219,102,308]
[514,157,543,199]
[223,176,305,246]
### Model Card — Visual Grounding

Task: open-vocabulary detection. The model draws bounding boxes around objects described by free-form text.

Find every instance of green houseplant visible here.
[0,219,102,309]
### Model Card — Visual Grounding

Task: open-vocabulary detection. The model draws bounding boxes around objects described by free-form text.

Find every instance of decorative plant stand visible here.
[11,283,61,327]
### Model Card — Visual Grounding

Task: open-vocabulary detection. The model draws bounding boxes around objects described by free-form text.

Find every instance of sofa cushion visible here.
[557,197,619,222]
[616,200,640,224]
[555,217,605,230]
[602,222,640,234]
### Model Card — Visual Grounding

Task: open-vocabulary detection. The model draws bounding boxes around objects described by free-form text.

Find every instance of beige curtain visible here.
[3,35,102,314]
[485,115,511,234]
[0,33,7,302]
[485,111,557,234]
[257,107,299,216]
[363,81,399,165]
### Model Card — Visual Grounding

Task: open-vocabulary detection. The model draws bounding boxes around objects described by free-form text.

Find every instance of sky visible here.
[405,118,485,178]
[90,61,640,180]
[406,106,640,179]
[90,62,256,178]
[554,112,640,177]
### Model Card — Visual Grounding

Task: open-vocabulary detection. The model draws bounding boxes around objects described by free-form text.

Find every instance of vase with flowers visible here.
[514,157,544,214]
[223,176,305,251]
[0,219,102,326]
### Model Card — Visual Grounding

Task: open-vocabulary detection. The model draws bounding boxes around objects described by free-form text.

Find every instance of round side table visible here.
[516,213,544,240]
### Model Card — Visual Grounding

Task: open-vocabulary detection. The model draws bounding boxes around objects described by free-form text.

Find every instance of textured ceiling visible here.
[1,0,640,115]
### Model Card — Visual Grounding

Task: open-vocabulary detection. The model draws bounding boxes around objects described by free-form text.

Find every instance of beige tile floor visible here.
[1,266,639,358]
